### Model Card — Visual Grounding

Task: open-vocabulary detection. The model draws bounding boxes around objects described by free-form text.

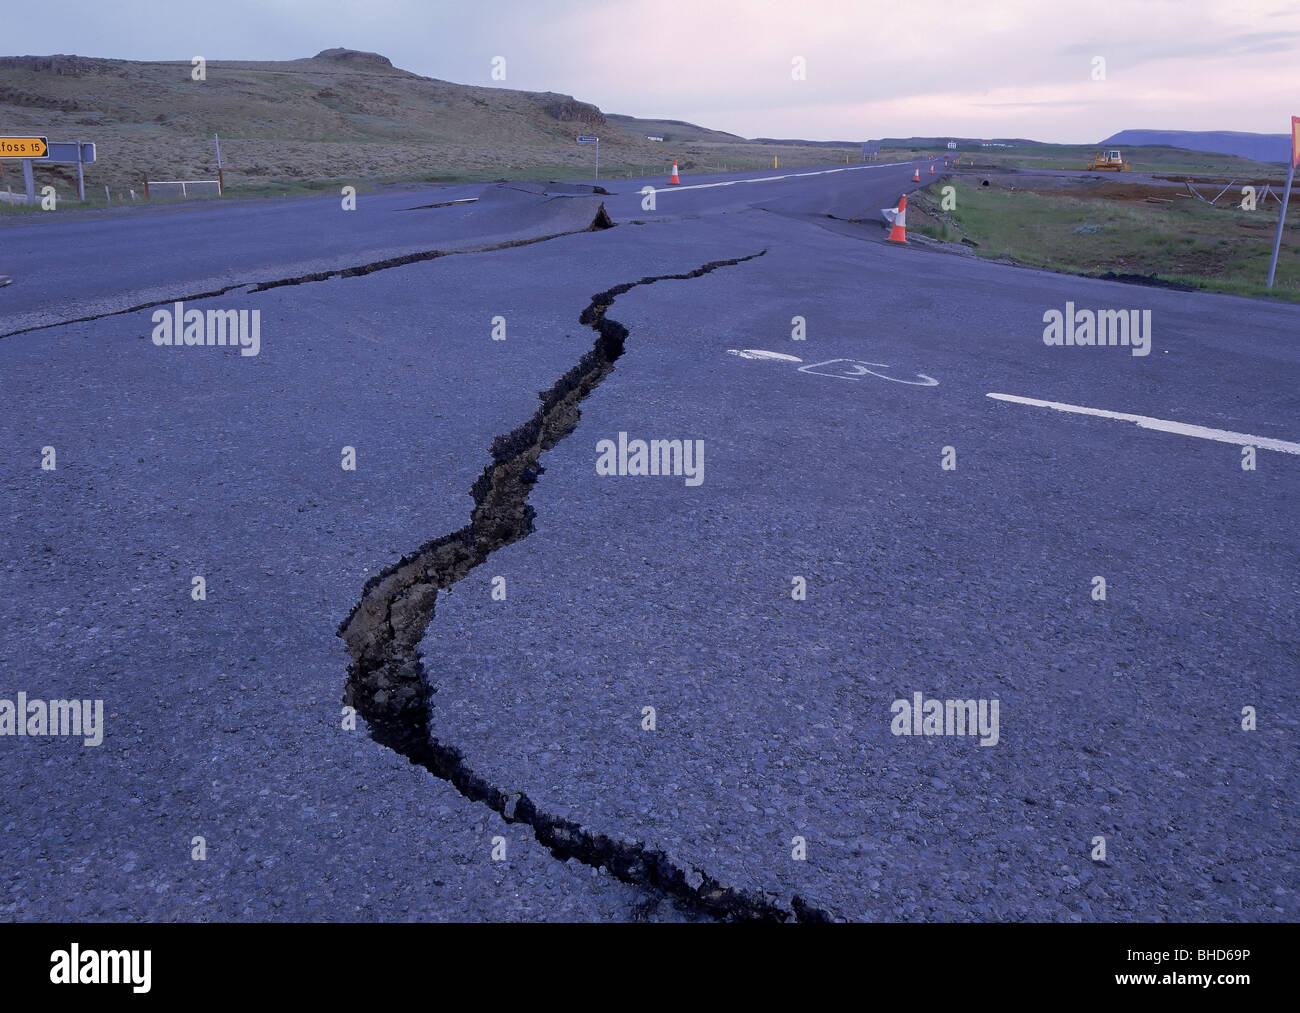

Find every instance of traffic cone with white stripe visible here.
[929,161,935,175]
[912,166,920,182]
[669,159,681,185]
[886,194,907,243]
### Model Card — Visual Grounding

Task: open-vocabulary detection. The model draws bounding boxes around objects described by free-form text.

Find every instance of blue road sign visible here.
[45,142,96,165]
[577,136,598,143]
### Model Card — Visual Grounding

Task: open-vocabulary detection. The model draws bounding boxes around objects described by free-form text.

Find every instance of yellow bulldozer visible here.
[1086,149,1131,171]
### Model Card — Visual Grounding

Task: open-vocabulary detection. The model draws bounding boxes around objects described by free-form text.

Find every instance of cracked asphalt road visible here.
[2,161,1296,920]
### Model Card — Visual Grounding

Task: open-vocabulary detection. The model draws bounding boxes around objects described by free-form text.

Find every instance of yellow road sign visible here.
[0,136,49,159]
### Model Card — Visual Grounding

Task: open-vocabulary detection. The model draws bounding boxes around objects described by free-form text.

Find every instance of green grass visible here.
[0,151,867,214]
[0,189,226,213]
[912,181,1300,301]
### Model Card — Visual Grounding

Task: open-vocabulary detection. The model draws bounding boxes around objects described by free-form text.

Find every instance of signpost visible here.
[0,136,49,204]
[1266,115,1299,289]
[577,135,599,181]
[1,137,97,203]
[0,136,48,159]
[45,142,95,164]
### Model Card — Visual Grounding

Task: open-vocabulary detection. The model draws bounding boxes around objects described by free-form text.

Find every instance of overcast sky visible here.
[8,0,1298,141]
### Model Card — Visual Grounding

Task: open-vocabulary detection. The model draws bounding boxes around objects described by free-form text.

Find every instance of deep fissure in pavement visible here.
[337,248,834,922]
[250,205,614,292]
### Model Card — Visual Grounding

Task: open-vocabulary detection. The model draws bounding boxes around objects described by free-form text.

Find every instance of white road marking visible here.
[652,162,911,194]
[800,359,939,386]
[987,393,1300,455]
[726,349,804,361]
[728,351,939,386]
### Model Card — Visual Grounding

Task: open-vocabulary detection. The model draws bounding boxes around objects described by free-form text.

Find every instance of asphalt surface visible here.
[1,159,1295,921]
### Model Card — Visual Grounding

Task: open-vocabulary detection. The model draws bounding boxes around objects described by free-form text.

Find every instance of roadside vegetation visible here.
[910,179,1300,301]
[885,142,1286,179]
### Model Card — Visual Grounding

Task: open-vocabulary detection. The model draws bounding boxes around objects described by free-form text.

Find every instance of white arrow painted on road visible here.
[726,349,804,361]
[988,393,1300,455]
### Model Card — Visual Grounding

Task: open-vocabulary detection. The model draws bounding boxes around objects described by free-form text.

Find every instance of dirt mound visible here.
[1048,182,1182,203]
[1094,272,1197,291]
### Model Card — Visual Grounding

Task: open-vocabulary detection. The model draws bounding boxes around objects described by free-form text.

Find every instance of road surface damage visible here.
[336,249,836,922]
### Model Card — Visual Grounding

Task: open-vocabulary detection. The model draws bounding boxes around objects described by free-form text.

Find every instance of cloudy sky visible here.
[9,0,1299,141]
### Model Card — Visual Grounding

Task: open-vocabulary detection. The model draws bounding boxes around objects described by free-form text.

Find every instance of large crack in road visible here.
[337,248,836,922]
[0,202,614,339]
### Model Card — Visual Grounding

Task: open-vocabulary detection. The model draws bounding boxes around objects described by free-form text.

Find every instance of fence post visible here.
[144,174,150,200]
[1267,157,1296,289]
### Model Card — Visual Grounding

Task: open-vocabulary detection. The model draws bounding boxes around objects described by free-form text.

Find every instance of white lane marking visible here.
[726,349,804,361]
[987,393,1300,455]
[800,359,939,386]
[652,162,911,194]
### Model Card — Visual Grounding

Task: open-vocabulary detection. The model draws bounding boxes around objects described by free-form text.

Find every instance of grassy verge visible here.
[911,142,1285,178]
[0,148,865,216]
[910,181,1300,301]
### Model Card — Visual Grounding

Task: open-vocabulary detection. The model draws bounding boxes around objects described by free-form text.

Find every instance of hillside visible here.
[605,113,743,144]
[0,49,854,197]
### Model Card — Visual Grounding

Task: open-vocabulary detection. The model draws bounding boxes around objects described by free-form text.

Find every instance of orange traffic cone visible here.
[887,194,907,243]
[912,166,920,182]
[669,159,681,185]
[929,162,935,175]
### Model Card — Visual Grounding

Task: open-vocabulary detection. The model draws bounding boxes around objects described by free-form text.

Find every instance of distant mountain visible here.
[737,136,1045,149]
[1101,130,1290,165]
[750,137,864,147]
[871,137,1043,148]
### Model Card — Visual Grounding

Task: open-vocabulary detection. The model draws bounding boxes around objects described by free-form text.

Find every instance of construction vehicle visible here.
[1086,149,1131,171]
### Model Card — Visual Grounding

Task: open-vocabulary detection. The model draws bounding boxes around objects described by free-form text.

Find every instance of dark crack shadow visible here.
[0,204,614,339]
[337,248,836,922]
